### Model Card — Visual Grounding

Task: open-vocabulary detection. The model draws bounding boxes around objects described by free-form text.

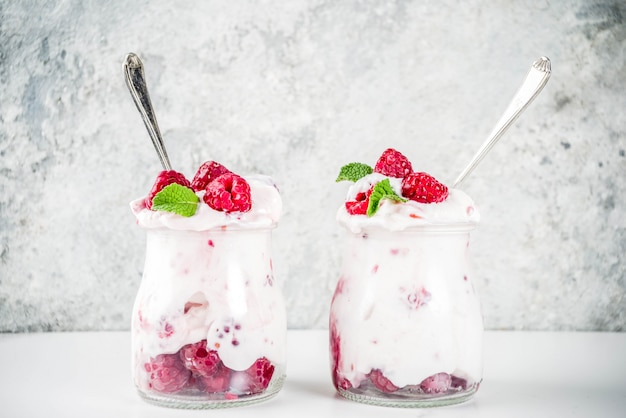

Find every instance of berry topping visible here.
[146,170,191,209]
[144,353,191,393]
[345,187,373,215]
[179,340,220,377]
[244,357,275,393]
[368,369,399,393]
[191,161,231,192]
[401,172,449,203]
[420,372,452,394]
[203,173,252,213]
[373,148,413,178]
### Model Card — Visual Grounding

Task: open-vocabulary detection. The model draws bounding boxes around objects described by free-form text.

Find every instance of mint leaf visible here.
[152,183,200,217]
[367,179,407,217]
[336,162,373,182]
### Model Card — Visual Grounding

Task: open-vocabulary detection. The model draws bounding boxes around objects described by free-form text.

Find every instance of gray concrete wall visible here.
[1,0,624,331]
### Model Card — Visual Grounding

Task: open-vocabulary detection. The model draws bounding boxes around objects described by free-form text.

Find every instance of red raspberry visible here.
[179,340,220,377]
[203,173,252,213]
[244,357,275,394]
[146,170,191,209]
[420,372,452,394]
[450,375,468,390]
[198,366,232,393]
[144,353,191,393]
[345,187,373,215]
[368,369,399,393]
[191,161,231,192]
[401,172,449,203]
[373,148,413,178]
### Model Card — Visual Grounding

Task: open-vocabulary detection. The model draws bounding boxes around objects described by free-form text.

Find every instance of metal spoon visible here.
[453,56,551,187]
[123,53,172,171]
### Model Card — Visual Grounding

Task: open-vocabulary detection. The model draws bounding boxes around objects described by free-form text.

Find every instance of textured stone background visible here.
[1,0,624,332]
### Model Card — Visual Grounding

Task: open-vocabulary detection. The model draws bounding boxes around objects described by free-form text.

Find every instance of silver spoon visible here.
[453,56,551,187]
[123,53,172,171]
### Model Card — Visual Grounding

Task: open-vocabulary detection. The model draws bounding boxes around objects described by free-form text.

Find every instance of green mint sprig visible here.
[335,162,373,183]
[367,179,407,217]
[152,183,200,217]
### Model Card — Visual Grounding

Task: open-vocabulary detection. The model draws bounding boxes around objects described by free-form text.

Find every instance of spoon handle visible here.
[123,53,172,171]
[452,57,551,188]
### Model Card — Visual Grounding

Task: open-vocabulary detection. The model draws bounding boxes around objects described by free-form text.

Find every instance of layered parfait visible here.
[131,160,286,407]
[330,148,483,406]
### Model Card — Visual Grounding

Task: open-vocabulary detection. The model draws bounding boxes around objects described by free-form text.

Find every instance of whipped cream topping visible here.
[337,173,479,233]
[131,174,282,231]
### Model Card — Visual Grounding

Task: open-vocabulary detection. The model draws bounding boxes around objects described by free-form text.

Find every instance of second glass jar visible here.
[329,224,483,407]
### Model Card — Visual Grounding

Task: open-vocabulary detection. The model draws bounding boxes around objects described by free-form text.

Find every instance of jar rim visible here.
[143,224,277,234]
[343,222,477,234]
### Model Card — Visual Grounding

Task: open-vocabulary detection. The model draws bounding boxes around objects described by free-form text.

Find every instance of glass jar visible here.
[329,224,483,407]
[132,226,286,408]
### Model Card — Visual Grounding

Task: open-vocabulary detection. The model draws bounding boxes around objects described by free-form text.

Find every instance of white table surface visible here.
[1,330,625,417]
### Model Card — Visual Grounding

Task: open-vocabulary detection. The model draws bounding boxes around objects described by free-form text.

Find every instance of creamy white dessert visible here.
[131,168,286,402]
[331,150,483,404]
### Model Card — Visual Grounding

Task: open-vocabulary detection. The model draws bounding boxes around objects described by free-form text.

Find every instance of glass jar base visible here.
[137,375,285,409]
[337,382,479,408]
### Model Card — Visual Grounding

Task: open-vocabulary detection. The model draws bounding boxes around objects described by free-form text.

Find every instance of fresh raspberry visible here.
[203,173,252,213]
[368,369,399,393]
[420,372,452,394]
[191,161,231,192]
[198,366,232,393]
[450,375,468,390]
[373,148,413,178]
[401,172,449,203]
[146,170,191,209]
[244,357,275,394]
[179,340,221,377]
[144,353,191,393]
[345,187,373,215]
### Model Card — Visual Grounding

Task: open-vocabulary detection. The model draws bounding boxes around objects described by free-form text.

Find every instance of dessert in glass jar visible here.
[130,161,286,408]
[330,149,483,407]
